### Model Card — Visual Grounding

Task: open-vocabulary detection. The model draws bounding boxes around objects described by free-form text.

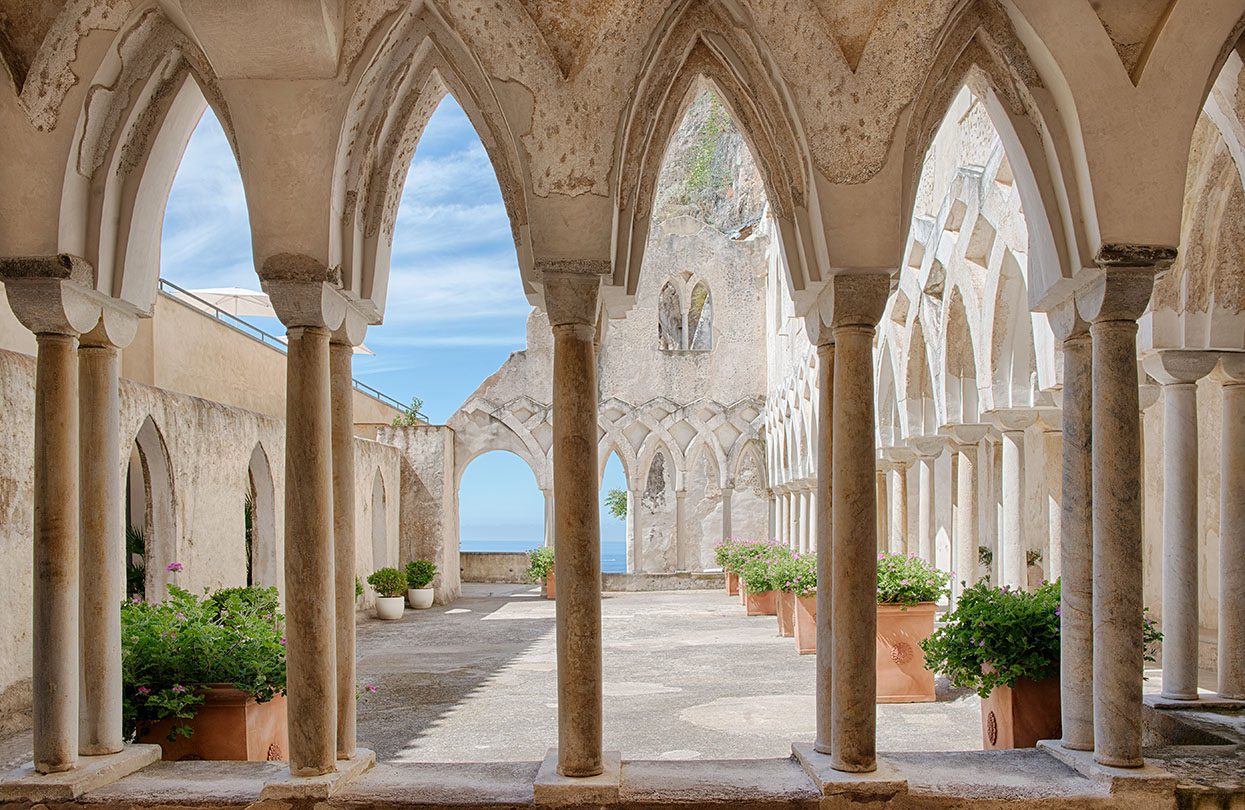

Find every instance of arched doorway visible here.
[246,443,277,587]
[127,416,176,600]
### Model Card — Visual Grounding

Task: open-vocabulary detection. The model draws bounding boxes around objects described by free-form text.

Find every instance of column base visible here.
[791,743,907,801]
[260,748,375,801]
[534,749,621,806]
[1145,693,1245,711]
[1037,740,1176,793]
[0,743,160,802]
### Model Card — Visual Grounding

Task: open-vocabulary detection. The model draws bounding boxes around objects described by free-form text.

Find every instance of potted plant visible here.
[787,554,817,655]
[875,552,951,703]
[920,580,1060,748]
[405,559,437,609]
[772,554,802,637]
[124,584,287,761]
[714,540,739,596]
[740,544,789,617]
[729,541,778,607]
[367,567,407,620]
[526,546,556,600]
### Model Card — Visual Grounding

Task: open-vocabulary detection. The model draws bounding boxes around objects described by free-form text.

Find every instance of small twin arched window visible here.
[657,277,713,351]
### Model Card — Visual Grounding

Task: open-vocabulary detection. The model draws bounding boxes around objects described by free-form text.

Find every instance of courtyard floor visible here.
[356,584,984,762]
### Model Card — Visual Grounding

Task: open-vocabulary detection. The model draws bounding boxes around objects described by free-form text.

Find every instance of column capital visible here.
[258,254,348,331]
[1141,349,1220,386]
[1047,296,1091,342]
[982,406,1060,433]
[0,255,102,335]
[539,260,608,328]
[878,446,915,466]
[827,272,892,330]
[1214,352,1245,385]
[1076,249,1170,323]
[909,434,948,459]
[939,423,992,447]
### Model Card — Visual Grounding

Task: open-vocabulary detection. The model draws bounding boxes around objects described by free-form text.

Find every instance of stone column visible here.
[78,317,135,757]
[1078,252,1170,768]
[945,426,989,600]
[876,468,888,553]
[544,264,606,778]
[881,449,912,555]
[330,336,359,759]
[721,485,734,544]
[799,490,811,553]
[813,339,833,755]
[910,437,943,563]
[543,490,555,548]
[675,489,688,570]
[1052,314,1094,751]
[625,489,638,571]
[1143,350,1218,701]
[282,325,338,775]
[829,273,889,773]
[999,428,1025,588]
[1218,356,1245,699]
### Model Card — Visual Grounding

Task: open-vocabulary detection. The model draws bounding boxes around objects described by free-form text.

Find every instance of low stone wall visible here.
[461,551,531,583]
[603,571,725,591]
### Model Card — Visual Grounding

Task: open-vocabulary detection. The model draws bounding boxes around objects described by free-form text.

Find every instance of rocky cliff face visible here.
[651,87,767,236]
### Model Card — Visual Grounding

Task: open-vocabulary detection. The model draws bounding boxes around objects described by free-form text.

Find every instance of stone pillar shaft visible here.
[1060,332,1094,751]
[889,464,908,554]
[813,342,833,754]
[830,325,877,773]
[875,470,887,553]
[1160,382,1199,700]
[1090,317,1145,767]
[917,456,934,562]
[33,333,80,774]
[954,443,978,599]
[721,486,734,544]
[283,326,337,776]
[1000,430,1025,588]
[1219,380,1245,699]
[329,341,357,759]
[78,341,123,756]
[552,320,603,777]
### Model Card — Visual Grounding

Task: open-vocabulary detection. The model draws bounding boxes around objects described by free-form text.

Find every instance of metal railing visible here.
[157,278,411,415]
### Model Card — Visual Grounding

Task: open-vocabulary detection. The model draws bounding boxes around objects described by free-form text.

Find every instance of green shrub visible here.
[367,567,407,598]
[775,553,817,596]
[876,552,951,607]
[405,559,437,589]
[739,544,791,592]
[604,489,628,520]
[526,546,555,582]
[713,539,735,569]
[122,585,285,741]
[355,576,363,599]
[919,580,1059,698]
[724,540,783,574]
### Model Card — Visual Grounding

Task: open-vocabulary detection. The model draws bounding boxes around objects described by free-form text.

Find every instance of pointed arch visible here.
[943,286,980,424]
[128,415,176,599]
[246,442,278,588]
[657,279,685,350]
[370,469,388,570]
[986,250,1037,410]
[333,4,533,318]
[687,279,713,350]
[904,318,937,436]
[612,1,819,309]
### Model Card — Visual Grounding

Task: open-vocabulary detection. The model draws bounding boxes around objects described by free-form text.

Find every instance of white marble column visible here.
[875,469,888,554]
[1216,355,1245,699]
[1144,350,1218,701]
[1079,254,1168,768]
[330,336,360,759]
[813,339,833,755]
[1052,316,1094,751]
[916,450,934,562]
[945,426,988,601]
[78,319,134,757]
[828,273,889,773]
[999,428,1025,588]
[721,485,734,544]
[545,265,606,778]
[881,449,912,555]
[675,489,689,570]
[799,490,811,553]
[543,490,555,548]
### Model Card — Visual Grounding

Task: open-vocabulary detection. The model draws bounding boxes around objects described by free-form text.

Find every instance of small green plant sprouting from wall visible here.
[682,93,729,202]
[391,396,427,427]
[604,489,628,520]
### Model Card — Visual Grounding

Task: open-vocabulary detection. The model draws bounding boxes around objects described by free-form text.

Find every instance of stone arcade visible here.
[0,1,1244,808]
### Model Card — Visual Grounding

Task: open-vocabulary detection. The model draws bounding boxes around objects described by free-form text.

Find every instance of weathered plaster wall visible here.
[0,347,403,730]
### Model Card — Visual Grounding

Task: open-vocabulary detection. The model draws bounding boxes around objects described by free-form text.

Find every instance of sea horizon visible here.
[460,538,628,573]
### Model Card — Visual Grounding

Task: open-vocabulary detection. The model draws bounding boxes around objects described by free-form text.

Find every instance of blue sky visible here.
[161,97,625,554]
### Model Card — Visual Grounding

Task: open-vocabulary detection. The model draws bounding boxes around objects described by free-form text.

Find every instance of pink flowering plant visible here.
[121,583,286,741]
[876,552,951,607]
[774,553,817,597]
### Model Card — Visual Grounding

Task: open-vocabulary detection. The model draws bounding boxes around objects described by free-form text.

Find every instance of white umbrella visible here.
[182,286,376,355]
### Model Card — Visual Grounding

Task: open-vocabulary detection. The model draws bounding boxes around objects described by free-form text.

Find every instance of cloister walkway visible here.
[355,585,982,761]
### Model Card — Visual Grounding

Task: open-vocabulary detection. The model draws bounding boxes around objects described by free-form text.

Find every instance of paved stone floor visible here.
[356,584,983,762]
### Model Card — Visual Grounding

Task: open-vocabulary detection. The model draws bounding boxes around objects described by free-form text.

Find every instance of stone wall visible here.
[460,552,531,584]
[0,348,402,732]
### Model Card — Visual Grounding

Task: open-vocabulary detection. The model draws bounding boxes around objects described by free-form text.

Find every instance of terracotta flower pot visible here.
[794,595,816,654]
[138,686,288,761]
[745,589,777,616]
[980,675,1061,749]
[375,595,405,620]
[544,570,556,600]
[407,587,434,609]
[726,571,739,596]
[875,602,937,703]
[776,590,795,637]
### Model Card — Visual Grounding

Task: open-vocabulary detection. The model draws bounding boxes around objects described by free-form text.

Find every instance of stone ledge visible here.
[791,743,907,799]
[533,749,621,806]
[259,748,375,801]
[0,743,160,802]
[1145,693,1245,711]
[1038,740,1178,794]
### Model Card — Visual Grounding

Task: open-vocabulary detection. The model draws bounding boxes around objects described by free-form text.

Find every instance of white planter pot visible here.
[408,587,434,609]
[375,596,405,620]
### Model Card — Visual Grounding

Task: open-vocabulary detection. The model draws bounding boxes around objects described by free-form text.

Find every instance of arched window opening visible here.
[687,281,713,350]
[371,471,387,570]
[458,451,544,556]
[127,416,176,600]
[658,281,684,350]
[600,451,629,573]
[247,444,277,587]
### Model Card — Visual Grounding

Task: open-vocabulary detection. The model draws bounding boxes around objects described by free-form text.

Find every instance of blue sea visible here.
[461,539,628,573]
